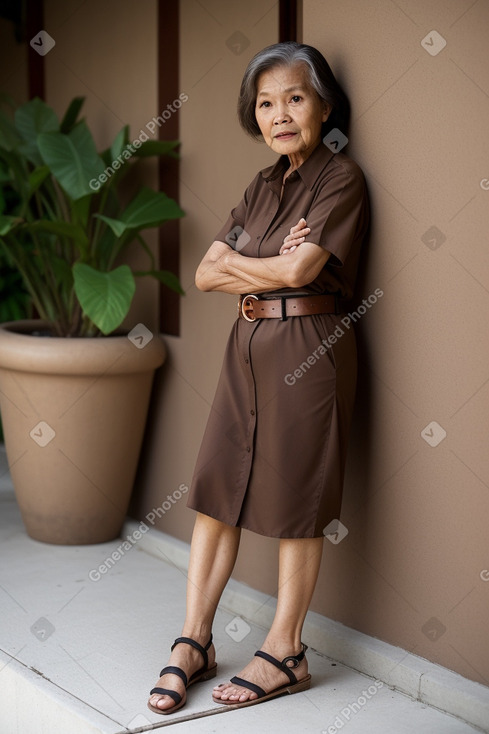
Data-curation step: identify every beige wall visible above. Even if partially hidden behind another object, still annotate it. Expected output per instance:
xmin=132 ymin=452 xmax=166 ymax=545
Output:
xmin=136 ymin=0 xmax=489 ymax=688
xmin=301 ymin=0 xmax=489 ymax=686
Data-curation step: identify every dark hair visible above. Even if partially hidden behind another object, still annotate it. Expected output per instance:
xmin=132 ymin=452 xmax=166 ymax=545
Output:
xmin=237 ymin=41 xmax=350 ymax=141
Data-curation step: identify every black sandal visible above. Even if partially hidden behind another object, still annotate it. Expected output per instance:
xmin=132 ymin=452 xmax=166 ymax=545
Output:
xmin=148 ymin=634 xmax=217 ymax=715
xmin=212 ymin=642 xmax=311 ymax=708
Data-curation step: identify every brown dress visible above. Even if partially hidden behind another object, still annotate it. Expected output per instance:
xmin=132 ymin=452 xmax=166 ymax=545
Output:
xmin=187 ymin=142 xmax=369 ymax=538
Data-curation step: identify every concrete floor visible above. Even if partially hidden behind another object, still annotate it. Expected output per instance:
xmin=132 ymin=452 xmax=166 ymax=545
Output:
xmin=0 ymin=445 xmax=485 ymax=734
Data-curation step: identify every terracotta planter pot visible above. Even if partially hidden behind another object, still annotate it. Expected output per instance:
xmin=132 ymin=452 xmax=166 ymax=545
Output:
xmin=0 ymin=320 xmax=165 ymax=545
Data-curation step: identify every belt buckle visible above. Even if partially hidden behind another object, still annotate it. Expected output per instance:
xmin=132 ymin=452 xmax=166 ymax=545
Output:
xmin=240 ymin=294 xmax=259 ymax=322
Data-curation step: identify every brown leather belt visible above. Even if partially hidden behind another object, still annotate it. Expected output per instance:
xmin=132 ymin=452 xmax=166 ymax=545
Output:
xmin=238 ymin=293 xmax=338 ymax=322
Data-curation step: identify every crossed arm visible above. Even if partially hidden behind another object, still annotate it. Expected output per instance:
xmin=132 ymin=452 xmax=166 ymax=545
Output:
xmin=195 ymin=218 xmax=331 ymax=295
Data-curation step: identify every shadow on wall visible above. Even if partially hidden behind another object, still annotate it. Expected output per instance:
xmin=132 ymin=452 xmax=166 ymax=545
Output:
xmin=348 ymin=180 xmax=375 ymax=504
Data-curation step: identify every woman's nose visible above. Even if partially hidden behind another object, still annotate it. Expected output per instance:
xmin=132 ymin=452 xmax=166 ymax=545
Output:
xmin=274 ymin=110 xmax=290 ymax=125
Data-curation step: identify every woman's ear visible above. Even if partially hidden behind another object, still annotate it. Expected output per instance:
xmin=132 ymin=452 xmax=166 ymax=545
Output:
xmin=322 ymin=103 xmax=332 ymax=122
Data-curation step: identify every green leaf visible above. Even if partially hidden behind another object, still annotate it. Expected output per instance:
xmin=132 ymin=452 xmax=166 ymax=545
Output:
xmin=93 ymin=214 xmax=126 ymax=238
xmin=28 ymin=165 xmax=50 ymax=196
xmin=132 ymin=139 xmax=180 ymax=158
xmin=110 ymin=125 xmax=130 ymax=161
xmin=21 ymin=219 xmax=88 ymax=246
xmin=37 ymin=122 xmax=106 ymax=200
xmin=70 ymin=194 xmax=91 ymax=230
xmin=60 ymin=96 xmax=85 ymax=134
xmin=93 ymin=223 xmax=117 ymax=271
xmin=135 ymin=268 xmax=185 ymax=295
xmin=73 ymin=263 xmax=136 ymax=335
xmin=93 ymin=187 xmax=184 ymax=238
xmin=0 ymin=214 xmax=21 ymax=235
xmin=15 ymin=98 xmax=59 ymax=166
xmin=121 ymin=187 xmax=184 ymax=227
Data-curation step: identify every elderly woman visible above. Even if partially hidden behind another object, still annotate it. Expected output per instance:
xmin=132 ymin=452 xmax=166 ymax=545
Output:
xmin=148 ymin=41 xmax=369 ymax=714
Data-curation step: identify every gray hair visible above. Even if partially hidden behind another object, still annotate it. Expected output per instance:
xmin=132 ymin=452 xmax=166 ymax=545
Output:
xmin=237 ymin=42 xmax=349 ymax=141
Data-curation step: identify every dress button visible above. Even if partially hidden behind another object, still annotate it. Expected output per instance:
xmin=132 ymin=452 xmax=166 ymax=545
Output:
xmin=250 ymin=409 xmax=255 ymax=415
xmin=244 ymin=358 xmax=249 ymax=364
xmin=246 ymin=446 xmax=251 ymax=452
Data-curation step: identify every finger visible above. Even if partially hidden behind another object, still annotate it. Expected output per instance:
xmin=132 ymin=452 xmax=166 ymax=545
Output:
xmin=287 ymin=228 xmax=310 ymax=241
xmin=285 ymin=235 xmax=306 ymax=247
xmin=289 ymin=217 xmax=307 ymax=234
xmin=279 ymin=244 xmax=297 ymax=255
xmin=284 ymin=230 xmax=310 ymax=247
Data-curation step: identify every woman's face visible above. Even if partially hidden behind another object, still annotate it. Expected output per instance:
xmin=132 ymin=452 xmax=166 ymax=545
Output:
xmin=255 ymin=63 xmax=331 ymax=166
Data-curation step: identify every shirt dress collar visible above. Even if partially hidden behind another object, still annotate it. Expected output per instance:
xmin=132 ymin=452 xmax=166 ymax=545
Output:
xmin=260 ymin=141 xmax=335 ymax=193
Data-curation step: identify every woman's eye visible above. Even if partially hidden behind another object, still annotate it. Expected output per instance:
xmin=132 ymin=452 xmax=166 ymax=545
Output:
xmin=259 ymin=101 xmax=271 ymax=108
xmin=291 ymin=95 xmax=302 ymax=103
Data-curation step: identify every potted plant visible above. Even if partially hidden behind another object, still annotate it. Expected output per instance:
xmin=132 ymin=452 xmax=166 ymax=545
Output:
xmin=0 ymin=95 xmax=184 ymax=544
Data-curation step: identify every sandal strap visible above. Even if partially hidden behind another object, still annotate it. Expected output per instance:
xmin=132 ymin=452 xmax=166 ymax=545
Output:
xmin=158 ymin=665 xmax=188 ymax=687
xmin=170 ymin=634 xmax=213 ymax=678
xmin=149 ymin=686 xmax=182 ymax=705
xmin=254 ymin=642 xmax=308 ymax=686
xmin=230 ymin=675 xmax=266 ymax=699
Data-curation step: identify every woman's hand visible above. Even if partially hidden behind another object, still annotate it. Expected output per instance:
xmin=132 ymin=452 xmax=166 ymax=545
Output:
xmin=279 ymin=218 xmax=311 ymax=255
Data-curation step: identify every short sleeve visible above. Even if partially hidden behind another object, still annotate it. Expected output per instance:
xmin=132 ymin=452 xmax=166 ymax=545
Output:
xmin=306 ymin=162 xmax=368 ymax=267
xmin=213 ymin=182 xmax=251 ymax=246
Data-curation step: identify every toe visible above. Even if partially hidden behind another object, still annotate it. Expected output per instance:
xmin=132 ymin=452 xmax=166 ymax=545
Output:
xmin=238 ymin=688 xmax=257 ymax=702
xmin=217 ymin=684 xmax=234 ymax=700
xmin=149 ymin=694 xmax=169 ymax=710
xmin=216 ymin=684 xmax=257 ymax=702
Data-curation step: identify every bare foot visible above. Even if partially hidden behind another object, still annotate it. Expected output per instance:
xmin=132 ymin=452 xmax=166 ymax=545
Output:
xmin=213 ymin=641 xmax=308 ymax=704
xmin=148 ymin=638 xmax=215 ymax=712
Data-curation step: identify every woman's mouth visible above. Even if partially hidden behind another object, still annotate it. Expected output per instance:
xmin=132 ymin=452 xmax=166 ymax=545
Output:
xmin=275 ymin=132 xmax=297 ymax=140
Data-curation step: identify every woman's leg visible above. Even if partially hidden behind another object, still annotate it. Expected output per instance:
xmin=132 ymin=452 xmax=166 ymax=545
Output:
xmin=149 ymin=512 xmax=241 ymax=711
xmin=213 ymin=535 xmax=324 ymax=702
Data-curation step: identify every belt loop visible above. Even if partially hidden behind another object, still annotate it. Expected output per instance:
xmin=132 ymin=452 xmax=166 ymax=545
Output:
xmin=280 ymin=297 xmax=288 ymax=321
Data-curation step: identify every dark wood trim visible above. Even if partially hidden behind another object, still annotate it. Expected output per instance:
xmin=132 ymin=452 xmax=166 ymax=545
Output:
xmin=279 ymin=0 xmax=298 ymax=42
xmin=26 ymin=0 xmax=45 ymax=99
xmin=157 ymin=0 xmax=180 ymax=336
